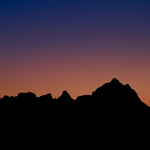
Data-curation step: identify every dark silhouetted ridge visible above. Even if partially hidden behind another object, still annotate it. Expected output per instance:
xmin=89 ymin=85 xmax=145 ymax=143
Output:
xmin=0 ymin=78 xmax=149 ymax=147
xmin=92 ymin=78 xmax=148 ymax=111
xmin=38 ymin=93 xmax=53 ymax=100
xmin=111 ymin=77 xmax=120 ymax=83
xmin=17 ymin=92 xmax=37 ymax=100
xmin=58 ymin=90 xmax=74 ymax=102
xmin=0 ymin=78 xmax=149 ymax=112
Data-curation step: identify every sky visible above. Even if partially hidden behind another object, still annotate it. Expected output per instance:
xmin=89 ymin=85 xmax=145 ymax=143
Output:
xmin=0 ymin=0 xmax=150 ymax=105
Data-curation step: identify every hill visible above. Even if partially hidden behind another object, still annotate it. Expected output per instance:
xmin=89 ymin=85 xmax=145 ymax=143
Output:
xmin=0 ymin=78 xmax=149 ymax=148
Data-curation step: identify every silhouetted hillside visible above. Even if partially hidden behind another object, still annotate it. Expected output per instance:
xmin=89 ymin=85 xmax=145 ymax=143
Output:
xmin=58 ymin=90 xmax=74 ymax=102
xmin=0 ymin=78 xmax=149 ymax=148
xmin=0 ymin=78 xmax=149 ymax=114
xmin=92 ymin=78 xmax=148 ymax=111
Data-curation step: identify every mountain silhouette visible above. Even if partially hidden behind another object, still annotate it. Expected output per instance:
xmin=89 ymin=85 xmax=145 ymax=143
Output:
xmin=58 ymin=90 xmax=74 ymax=102
xmin=0 ymin=78 xmax=149 ymax=113
xmin=0 ymin=78 xmax=149 ymax=114
xmin=92 ymin=78 xmax=148 ymax=110
xmin=38 ymin=93 xmax=53 ymax=100
xmin=0 ymin=78 xmax=149 ymax=148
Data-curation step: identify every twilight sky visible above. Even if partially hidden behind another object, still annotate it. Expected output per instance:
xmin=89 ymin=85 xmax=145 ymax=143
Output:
xmin=0 ymin=0 xmax=150 ymax=105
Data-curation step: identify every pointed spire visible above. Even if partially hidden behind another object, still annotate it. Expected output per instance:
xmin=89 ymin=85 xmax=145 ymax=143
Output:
xmin=111 ymin=78 xmax=120 ymax=83
xmin=58 ymin=90 xmax=73 ymax=101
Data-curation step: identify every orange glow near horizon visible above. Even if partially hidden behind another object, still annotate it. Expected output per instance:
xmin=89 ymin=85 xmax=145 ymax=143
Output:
xmin=0 ymin=46 xmax=150 ymax=106
xmin=0 ymin=1 xmax=150 ymax=106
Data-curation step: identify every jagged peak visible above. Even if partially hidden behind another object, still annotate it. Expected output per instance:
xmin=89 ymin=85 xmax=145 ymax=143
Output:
xmin=111 ymin=78 xmax=120 ymax=83
xmin=110 ymin=78 xmax=124 ymax=87
xmin=61 ymin=90 xmax=70 ymax=96
xmin=58 ymin=90 xmax=73 ymax=100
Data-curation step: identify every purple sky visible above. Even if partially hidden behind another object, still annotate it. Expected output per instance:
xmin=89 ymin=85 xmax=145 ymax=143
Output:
xmin=0 ymin=0 xmax=150 ymax=105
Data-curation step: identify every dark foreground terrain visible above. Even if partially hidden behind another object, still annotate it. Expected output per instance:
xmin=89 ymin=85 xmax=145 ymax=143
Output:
xmin=0 ymin=78 xmax=149 ymax=148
